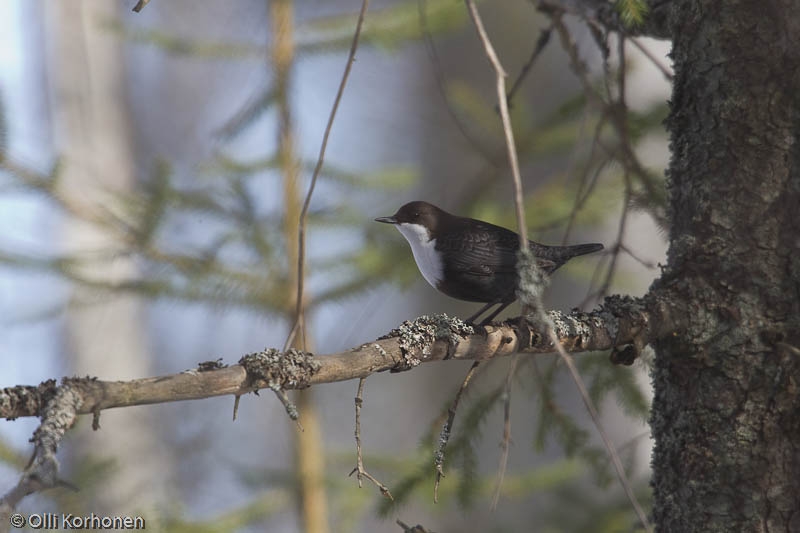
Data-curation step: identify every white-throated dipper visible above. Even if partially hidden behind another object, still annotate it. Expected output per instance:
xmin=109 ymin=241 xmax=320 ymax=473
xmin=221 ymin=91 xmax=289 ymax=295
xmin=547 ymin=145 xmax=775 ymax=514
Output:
xmin=375 ymin=201 xmax=603 ymax=324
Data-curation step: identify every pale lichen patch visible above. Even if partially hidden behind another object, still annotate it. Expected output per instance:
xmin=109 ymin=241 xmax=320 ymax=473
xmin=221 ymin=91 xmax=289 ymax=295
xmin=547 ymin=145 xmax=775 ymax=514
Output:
xmin=381 ymin=314 xmax=474 ymax=371
xmin=239 ymin=348 xmax=320 ymax=390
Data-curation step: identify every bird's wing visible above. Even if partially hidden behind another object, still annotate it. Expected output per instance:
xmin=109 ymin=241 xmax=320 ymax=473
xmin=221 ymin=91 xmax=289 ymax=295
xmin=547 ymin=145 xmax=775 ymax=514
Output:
xmin=437 ymin=222 xmax=557 ymax=276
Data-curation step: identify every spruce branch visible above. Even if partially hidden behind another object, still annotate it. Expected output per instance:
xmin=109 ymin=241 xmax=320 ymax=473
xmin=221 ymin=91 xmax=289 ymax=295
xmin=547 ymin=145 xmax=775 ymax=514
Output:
xmin=1 ymin=292 xmax=682 ymax=514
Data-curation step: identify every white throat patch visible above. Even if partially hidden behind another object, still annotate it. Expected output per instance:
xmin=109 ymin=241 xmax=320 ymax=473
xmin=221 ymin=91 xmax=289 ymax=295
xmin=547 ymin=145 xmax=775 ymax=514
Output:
xmin=395 ymin=222 xmax=443 ymax=288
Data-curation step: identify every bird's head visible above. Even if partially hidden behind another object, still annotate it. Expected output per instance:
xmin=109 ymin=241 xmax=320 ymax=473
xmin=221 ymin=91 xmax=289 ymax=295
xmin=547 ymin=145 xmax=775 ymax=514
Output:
xmin=374 ymin=201 xmax=446 ymax=234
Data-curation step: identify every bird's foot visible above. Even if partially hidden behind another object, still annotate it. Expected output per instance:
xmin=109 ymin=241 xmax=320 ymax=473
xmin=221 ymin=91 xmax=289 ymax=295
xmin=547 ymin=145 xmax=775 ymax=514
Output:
xmin=463 ymin=318 xmax=490 ymax=339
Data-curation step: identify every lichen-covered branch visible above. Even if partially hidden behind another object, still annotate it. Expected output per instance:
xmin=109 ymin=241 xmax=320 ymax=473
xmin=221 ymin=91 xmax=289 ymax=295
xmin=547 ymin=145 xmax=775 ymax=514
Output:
xmin=0 ymin=383 xmax=83 ymax=526
xmin=1 ymin=294 xmax=680 ymax=423
xmin=0 ymin=293 xmax=681 ymax=515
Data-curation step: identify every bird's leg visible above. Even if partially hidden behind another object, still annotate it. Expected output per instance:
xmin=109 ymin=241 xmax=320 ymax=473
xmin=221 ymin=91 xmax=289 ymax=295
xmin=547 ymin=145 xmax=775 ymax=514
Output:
xmin=479 ymin=301 xmax=512 ymax=326
xmin=465 ymin=301 xmax=498 ymax=324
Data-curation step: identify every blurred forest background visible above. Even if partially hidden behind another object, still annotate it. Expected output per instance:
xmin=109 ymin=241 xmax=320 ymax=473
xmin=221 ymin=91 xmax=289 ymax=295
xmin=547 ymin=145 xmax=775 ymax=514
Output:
xmin=0 ymin=1 xmax=670 ymax=531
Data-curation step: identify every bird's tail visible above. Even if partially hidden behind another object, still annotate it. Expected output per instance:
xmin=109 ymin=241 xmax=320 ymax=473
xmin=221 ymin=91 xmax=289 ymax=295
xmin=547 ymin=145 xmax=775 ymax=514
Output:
xmin=532 ymin=242 xmax=604 ymax=272
xmin=561 ymin=242 xmax=604 ymax=259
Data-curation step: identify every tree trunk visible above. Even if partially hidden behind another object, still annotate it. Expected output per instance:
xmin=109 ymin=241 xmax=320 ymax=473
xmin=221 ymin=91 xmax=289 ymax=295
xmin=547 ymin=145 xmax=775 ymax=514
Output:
xmin=651 ymin=0 xmax=800 ymax=530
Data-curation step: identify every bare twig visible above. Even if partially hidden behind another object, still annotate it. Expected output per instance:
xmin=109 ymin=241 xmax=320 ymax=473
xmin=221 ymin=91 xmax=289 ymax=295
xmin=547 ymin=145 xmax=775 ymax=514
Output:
xmin=547 ymin=328 xmax=652 ymax=532
xmin=131 ymin=0 xmax=150 ymax=13
xmin=561 ymin=156 xmax=609 ymax=243
xmin=433 ymin=361 xmax=482 ymax=503
xmin=630 ymin=37 xmax=673 ymax=81
xmin=593 ymin=26 xmax=614 ymax=101
xmin=550 ymin=6 xmax=661 ymax=211
xmin=620 ymin=242 xmax=656 ymax=269
xmin=506 ymin=23 xmax=554 ymax=106
xmin=617 ymin=35 xmax=627 ymax=105
xmin=560 ymin=115 xmax=612 ymax=244
xmin=282 ymin=314 xmax=302 ymax=353
xmin=286 ymin=0 xmax=370 ymax=350
xmin=273 ymin=387 xmax=303 ymax=431
xmin=552 ymin=16 xmax=658 ymax=305
xmin=475 ymin=9 xmax=653 ymax=530
xmin=581 ymin=248 xmax=612 ymax=309
xmin=232 ymin=394 xmax=241 ymax=421
xmin=396 ymin=519 xmax=434 ymax=533
xmin=594 ymin=172 xmax=631 ymax=300
xmin=490 ymin=354 xmax=519 ymax=510
xmin=551 ymin=12 xmax=606 ymax=109
xmin=349 ymin=378 xmax=393 ymax=499
xmin=465 ymin=0 xmax=527 ymax=246
xmin=417 ymin=0 xmax=497 ymax=163
xmin=589 ymin=39 xmax=634 ymax=300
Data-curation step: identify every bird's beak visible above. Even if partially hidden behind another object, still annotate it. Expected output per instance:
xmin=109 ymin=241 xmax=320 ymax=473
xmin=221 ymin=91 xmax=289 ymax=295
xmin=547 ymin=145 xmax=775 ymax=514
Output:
xmin=374 ymin=215 xmax=397 ymax=224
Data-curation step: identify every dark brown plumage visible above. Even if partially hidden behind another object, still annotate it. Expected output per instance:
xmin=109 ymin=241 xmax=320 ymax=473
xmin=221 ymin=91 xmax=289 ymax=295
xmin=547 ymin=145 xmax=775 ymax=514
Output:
xmin=376 ymin=201 xmax=603 ymax=323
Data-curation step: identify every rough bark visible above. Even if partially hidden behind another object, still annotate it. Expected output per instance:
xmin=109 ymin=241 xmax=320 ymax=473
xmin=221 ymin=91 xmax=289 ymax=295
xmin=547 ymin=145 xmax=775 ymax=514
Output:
xmin=651 ymin=0 xmax=800 ymax=530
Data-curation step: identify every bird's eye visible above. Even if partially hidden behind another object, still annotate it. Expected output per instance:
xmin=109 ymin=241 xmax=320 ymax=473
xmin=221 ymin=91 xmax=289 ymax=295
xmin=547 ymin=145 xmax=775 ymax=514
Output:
xmin=412 ymin=212 xmax=419 ymax=218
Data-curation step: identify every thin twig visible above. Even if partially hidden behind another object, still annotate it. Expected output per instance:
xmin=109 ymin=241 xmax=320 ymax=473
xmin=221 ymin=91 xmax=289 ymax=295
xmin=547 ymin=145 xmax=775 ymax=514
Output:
xmin=282 ymin=314 xmax=301 ymax=352
xmin=418 ymin=0 xmax=498 ymax=164
xmin=550 ymin=12 xmax=652 ymax=199
xmin=547 ymin=329 xmax=652 ymax=532
xmin=285 ymin=0 xmax=370 ymax=351
xmin=434 ymin=361 xmax=482 ymax=503
xmin=619 ymin=243 xmax=656 ymax=269
xmin=551 ymin=6 xmax=660 ymax=209
xmin=617 ymin=35 xmax=627 ymax=105
xmin=479 ymin=8 xmax=652 ymax=530
xmin=490 ymin=354 xmax=519 ymax=510
xmin=581 ymin=250 xmax=610 ymax=308
xmin=131 ymin=0 xmax=150 ymax=13
xmin=232 ymin=394 xmax=241 ymax=421
xmin=506 ymin=23 xmax=554 ymax=106
xmin=560 ymin=113 xmax=611 ymax=244
xmin=629 ymin=37 xmax=673 ymax=81
xmin=599 ymin=31 xmax=635 ymax=302
xmin=592 ymin=25 xmax=613 ymax=101
xmin=465 ymin=0 xmax=527 ymax=246
xmin=554 ymin=17 xmax=654 ymax=305
xmin=598 ymin=174 xmax=631 ymax=297
xmin=396 ymin=520 xmax=433 ymax=533
xmin=273 ymin=388 xmax=303 ymax=431
xmin=556 ymin=103 xmax=592 ymax=182
xmin=561 ymin=155 xmax=609 ymax=244
xmin=349 ymin=378 xmax=393 ymax=499
xmin=551 ymin=12 xmax=606 ymax=109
